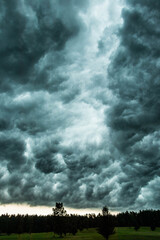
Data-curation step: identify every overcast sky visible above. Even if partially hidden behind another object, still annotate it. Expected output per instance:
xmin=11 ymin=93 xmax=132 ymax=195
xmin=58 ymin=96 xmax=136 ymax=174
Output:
xmin=0 ymin=0 xmax=160 ymax=214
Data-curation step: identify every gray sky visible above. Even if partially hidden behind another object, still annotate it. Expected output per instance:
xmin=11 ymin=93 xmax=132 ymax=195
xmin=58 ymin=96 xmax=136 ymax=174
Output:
xmin=0 ymin=0 xmax=160 ymax=213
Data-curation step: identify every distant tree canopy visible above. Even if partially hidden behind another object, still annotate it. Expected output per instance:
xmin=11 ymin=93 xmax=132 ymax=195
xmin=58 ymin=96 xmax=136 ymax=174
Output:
xmin=116 ymin=210 xmax=160 ymax=228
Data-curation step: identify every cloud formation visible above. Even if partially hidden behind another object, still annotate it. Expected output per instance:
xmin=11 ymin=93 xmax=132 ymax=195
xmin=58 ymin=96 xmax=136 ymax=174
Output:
xmin=107 ymin=0 xmax=160 ymax=210
xmin=0 ymin=0 xmax=159 ymax=211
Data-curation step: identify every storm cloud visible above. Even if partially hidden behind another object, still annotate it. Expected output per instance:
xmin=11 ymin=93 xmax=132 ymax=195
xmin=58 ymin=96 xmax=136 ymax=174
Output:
xmin=107 ymin=0 xmax=160 ymax=210
xmin=0 ymin=0 xmax=159 ymax=212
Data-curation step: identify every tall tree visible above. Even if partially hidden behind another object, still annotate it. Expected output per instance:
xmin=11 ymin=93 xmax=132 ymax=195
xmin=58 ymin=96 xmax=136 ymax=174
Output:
xmin=97 ymin=207 xmax=115 ymax=240
xmin=52 ymin=203 xmax=67 ymax=237
xmin=52 ymin=202 xmax=67 ymax=216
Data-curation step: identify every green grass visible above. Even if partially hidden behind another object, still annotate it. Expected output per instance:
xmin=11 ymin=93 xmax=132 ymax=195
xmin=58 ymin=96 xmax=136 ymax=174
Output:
xmin=110 ymin=227 xmax=160 ymax=240
xmin=0 ymin=229 xmax=103 ymax=240
xmin=0 ymin=227 xmax=160 ymax=240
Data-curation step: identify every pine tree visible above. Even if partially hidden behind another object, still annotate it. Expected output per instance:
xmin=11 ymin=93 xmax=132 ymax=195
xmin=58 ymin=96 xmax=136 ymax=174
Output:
xmin=97 ymin=207 xmax=115 ymax=240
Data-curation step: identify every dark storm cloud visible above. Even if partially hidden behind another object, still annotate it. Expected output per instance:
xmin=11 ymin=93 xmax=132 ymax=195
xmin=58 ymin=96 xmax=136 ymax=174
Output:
xmin=106 ymin=0 xmax=160 ymax=209
xmin=35 ymin=139 xmax=66 ymax=174
xmin=0 ymin=134 xmax=26 ymax=171
xmin=0 ymin=0 xmax=82 ymax=93
xmin=1 ymin=0 xmax=159 ymax=212
xmin=0 ymin=0 xmax=106 ymax=208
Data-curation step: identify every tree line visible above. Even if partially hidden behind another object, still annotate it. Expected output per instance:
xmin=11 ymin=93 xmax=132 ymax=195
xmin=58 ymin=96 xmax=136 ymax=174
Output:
xmin=0 ymin=213 xmax=97 ymax=236
xmin=0 ymin=203 xmax=114 ymax=239
xmin=116 ymin=209 xmax=160 ymax=230
xmin=0 ymin=203 xmax=160 ymax=240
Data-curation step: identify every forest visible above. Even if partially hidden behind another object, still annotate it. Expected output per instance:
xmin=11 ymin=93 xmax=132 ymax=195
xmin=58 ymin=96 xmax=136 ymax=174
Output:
xmin=0 ymin=203 xmax=160 ymax=240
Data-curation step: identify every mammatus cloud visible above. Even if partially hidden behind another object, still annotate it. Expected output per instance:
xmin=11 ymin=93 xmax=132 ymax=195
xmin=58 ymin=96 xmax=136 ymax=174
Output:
xmin=0 ymin=0 xmax=159 ymax=211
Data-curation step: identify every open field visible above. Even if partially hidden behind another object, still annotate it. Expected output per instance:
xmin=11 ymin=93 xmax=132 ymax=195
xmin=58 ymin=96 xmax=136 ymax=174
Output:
xmin=110 ymin=227 xmax=160 ymax=240
xmin=0 ymin=227 xmax=160 ymax=240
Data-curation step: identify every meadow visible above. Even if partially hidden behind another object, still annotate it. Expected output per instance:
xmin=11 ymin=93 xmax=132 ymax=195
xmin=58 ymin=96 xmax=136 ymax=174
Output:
xmin=1 ymin=227 xmax=160 ymax=240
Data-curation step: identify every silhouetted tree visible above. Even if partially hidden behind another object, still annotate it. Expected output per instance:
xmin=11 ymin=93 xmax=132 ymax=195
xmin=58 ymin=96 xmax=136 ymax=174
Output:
xmin=52 ymin=203 xmax=68 ymax=237
xmin=52 ymin=202 xmax=67 ymax=216
xmin=97 ymin=207 xmax=115 ymax=240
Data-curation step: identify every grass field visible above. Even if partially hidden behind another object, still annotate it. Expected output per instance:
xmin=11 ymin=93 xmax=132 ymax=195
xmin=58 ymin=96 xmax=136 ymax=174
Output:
xmin=0 ymin=227 xmax=160 ymax=240
xmin=110 ymin=227 xmax=160 ymax=240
